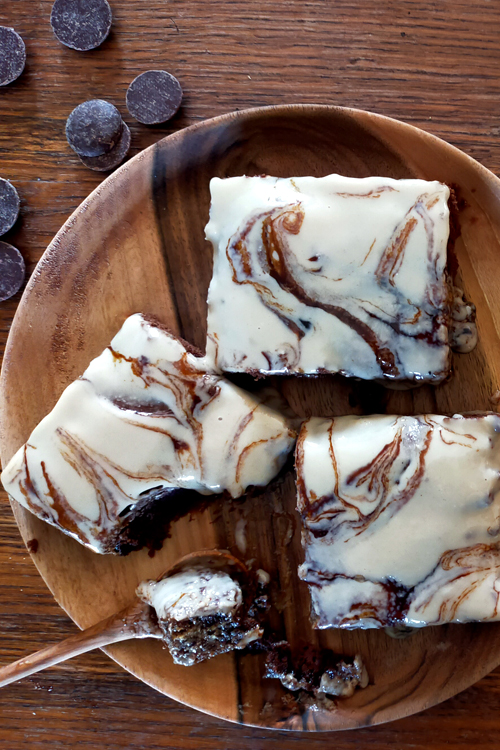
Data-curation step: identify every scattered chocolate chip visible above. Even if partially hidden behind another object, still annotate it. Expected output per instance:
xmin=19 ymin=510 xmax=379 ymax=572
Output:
xmin=50 ymin=0 xmax=112 ymax=51
xmin=0 ymin=27 xmax=26 ymax=86
xmin=27 ymin=539 xmax=39 ymax=554
xmin=0 ymin=241 xmax=25 ymax=301
xmin=66 ymin=99 xmax=123 ymax=157
xmin=0 ymin=179 xmax=20 ymax=235
xmin=126 ymin=70 xmax=182 ymax=125
xmin=78 ymin=121 xmax=131 ymax=171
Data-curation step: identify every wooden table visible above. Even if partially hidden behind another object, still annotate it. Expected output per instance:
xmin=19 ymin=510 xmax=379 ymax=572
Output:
xmin=1 ymin=0 xmax=500 ymax=747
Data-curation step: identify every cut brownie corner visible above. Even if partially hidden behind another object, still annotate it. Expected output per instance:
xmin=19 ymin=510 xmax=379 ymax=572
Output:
xmin=138 ymin=313 xmax=205 ymax=358
xmin=112 ymin=487 xmax=210 ymax=556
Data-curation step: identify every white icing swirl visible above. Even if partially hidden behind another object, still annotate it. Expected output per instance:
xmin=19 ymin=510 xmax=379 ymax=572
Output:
xmin=1 ymin=314 xmax=296 ymax=553
xmin=297 ymin=413 xmax=500 ymax=628
xmin=205 ymin=174 xmax=451 ymax=382
xmin=136 ymin=567 xmax=242 ymax=622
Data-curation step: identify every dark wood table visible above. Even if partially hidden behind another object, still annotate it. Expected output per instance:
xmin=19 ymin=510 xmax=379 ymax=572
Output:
xmin=1 ymin=1 xmax=500 ymax=747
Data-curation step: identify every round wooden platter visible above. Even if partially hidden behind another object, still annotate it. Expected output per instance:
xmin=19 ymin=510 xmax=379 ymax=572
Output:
xmin=2 ymin=104 xmax=500 ymax=732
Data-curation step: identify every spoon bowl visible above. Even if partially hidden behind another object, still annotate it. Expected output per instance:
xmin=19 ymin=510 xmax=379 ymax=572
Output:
xmin=0 ymin=549 xmax=245 ymax=689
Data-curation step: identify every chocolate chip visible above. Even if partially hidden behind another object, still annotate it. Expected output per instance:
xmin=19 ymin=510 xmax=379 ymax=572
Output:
xmin=126 ymin=70 xmax=182 ymax=125
xmin=0 ymin=179 xmax=20 ymax=235
xmin=0 ymin=27 xmax=26 ymax=86
xmin=0 ymin=241 xmax=25 ymax=301
xmin=50 ymin=0 xmax=112 ymax=51
xmin=78 ymin=121 xmax=131 ymax=171
xmin=66 ymin=99 xmax=123 ymax=157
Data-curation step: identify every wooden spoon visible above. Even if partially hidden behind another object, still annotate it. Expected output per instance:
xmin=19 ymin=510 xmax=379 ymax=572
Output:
xmin=0 ymin=549 xmax=246 ymax=688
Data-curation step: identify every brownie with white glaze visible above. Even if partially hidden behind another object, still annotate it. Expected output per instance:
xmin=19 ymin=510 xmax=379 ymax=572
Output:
xmin=205 ymin=174 xmax=452 ymax=383
xmin=1 ymin=314 xmax=297 ymax=554
xmin=297 ymin=413 xmax=500 ymax=629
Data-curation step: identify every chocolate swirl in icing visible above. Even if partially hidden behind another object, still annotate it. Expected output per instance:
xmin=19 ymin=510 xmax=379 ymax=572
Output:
xmin=1 ymin=314 xmax=297 ymax=554
xmin=207 ymin=175 xmax=452 ymax=380
xmin=297 ymin=414 xmax=500 ymax=628
xmin=303 ymin=541 xmax=500 ymax=629
xmin=226 ymin=203 xmax=401 ymax=376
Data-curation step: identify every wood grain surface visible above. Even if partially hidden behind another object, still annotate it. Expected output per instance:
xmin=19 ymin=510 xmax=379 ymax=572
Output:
xmin=2 ymin=0 xmax=500 ymax=748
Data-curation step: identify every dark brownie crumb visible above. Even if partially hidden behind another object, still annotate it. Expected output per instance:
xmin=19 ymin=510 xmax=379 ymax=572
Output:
xmin=26 ymin=539 xmax=39 ymax=553
xmin=162 ymin=612 xmax=262 ymax=666
xmin=152 ymin=565 xmax=269 ymax=666
xmin=264 ymin=641 xmax=368 ymax=699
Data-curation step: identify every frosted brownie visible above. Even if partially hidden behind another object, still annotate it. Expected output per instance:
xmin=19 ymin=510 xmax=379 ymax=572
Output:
xmin=296 ymin=414 xmax=500 ymax=628
xmin=1 ymin=314 xmax=297 ymax=554
xmin=205 ymin=174 xmax=451 ymax=382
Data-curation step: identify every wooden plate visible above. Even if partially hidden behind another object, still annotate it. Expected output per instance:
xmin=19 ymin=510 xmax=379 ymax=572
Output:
xmin=2 ymin=104 xmax=500 ymax=731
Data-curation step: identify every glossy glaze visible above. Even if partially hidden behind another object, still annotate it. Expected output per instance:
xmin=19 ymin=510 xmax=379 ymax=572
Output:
xmin=297 ymin=414 xmax=500 ymax=628
xmin=206 ymin=175 xmax=451 ymax=381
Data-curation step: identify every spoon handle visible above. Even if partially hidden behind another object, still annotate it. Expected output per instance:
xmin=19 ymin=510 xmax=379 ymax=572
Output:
xmin=0 ymin=600 xmax=152 ymax=688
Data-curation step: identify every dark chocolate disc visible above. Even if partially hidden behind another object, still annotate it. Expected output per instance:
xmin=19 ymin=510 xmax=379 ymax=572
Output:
xmin=126 ymin=70 xmax=182 ymax=125
xmin=0 ymin=241 xmax=25 ymax=301
xmin=78 ymin=121 xmax=131 ymax=171
xmin=0 ymin=179 xmax=20 ymax=235
xmin=66 ymin=99 xmax=123 ymax=157
xmin=50 ymin=0 xmax=112 ymax=52
xmin=0 ymin=27 xmax=26 ymax=87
